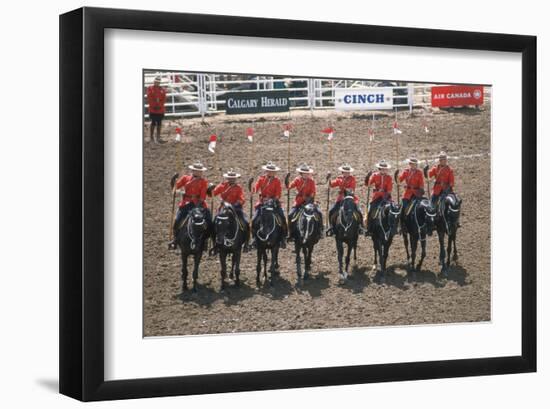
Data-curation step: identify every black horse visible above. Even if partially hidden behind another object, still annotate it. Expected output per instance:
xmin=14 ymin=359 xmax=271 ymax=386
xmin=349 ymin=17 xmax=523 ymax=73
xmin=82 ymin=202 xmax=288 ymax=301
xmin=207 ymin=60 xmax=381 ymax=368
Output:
xmin=369 ymin=200 xmax=401 ymax=283
xmin=175 ymin=207 xmax=210 ymax=292
xmin=289 ymin=202 xmax=323 ymax=283
xmin=434 ymin=193 xmax=462 ymax=276
xmin=401 ymin=198 xmax=436 ymax=279
xmin=252 ymin=199 xmax=284 ymax=286
xmin=332 ymin=194 xmax=360 ymax=281
xmin=212 ymin=201 xmax=248 ymax=291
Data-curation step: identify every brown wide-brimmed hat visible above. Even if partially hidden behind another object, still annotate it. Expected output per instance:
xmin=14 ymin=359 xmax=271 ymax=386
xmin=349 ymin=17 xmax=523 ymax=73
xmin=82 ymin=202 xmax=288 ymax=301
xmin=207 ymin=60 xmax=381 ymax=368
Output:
xmin=154 ymin=76 xmax=162 ymax=82
xmin=407 ymin=157 xmax=419 ymax=165
xmin=376 ymin=159 xmax=391 ymax=170
xmin=338 ymin=163 xmax=354 ymax=173
xmin=438 ymin=151 xmax=448 ymax=160
xmin=223 ymin=169 xmax=241 ymax=178
xmin=188 ymin=161 xmax=208 ymax=171
xmin=262 ymin=162 xmax=281 ymax=172
xmin=296 ymin=164 xmax=314 ymax=174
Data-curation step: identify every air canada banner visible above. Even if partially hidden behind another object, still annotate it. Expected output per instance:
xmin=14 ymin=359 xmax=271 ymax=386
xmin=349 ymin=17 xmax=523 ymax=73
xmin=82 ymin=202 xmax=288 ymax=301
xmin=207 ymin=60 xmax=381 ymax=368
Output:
xmin=431 ymin=85 xmax=484 ymax=107
xmin=334 ymin=88 xmax=393 ymax=111
xmin=225 ymin=90 xmax=290 ymax=114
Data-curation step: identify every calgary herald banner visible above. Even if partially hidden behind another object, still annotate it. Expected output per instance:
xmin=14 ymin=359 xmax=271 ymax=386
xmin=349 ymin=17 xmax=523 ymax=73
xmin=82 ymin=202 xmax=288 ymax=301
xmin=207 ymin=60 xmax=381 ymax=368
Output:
xmin=431 ymin=85 xmax=484 ymax=107
xmin=224 ymin=90 xmax=290 ymax=114
xmin=334 ymin=88 xmax=393 ymax=111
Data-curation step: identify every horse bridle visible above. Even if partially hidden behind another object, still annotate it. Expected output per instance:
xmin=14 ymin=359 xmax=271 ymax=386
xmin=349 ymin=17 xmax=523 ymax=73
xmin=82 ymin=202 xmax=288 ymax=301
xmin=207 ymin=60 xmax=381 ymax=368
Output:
xmin=338 ymin=196 xmax=356 ymax=232
xmin=377 ymin=203 xmax=401 ymax=242
xmin=216 ymin=210 xmax=239 ymax=248
xmin=187 ymin=211 xmax=207 ymax=250
xmin=256 ymin=206 xmax=277 ymax=242
xmin=299 ymin=207 xmax=316 ymax=244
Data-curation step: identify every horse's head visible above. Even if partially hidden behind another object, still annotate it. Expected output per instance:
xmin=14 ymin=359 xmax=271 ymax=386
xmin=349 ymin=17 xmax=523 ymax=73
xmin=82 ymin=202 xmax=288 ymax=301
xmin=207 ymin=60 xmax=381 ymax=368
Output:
xmin=419 ymin=199 xmax=436 ymax=233
xmin=260 ymin=199 xmax=276 ymax=229
xmin=386 ymin=202 xmax=402 ymax=235
xmin=299 ymin=203 xmax=319 ymax=244
xmin=215 ymin=202 xmax=236 ymax=245
xmin=444 ymin=194 xmax=462 ymax=232
xmin=189 ymin=207 xmax=208 ymax=236
xmin=340 ymin=195 xmax=356 ymax=223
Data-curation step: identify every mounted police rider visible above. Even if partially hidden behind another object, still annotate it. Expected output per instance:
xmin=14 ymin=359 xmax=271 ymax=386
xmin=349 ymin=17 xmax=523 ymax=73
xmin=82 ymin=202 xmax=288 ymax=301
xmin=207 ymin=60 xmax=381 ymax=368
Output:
xmin=251 ymin=161 xmax=288 ymax=249
xmin=168 ymin=161 xmax=214 ymax=250
xmin=397 ymin=156 xmax=425 ymax=234
xmin=427 ymin=151 xmax=455 ymax=208
xmin=326 ymin=163 xmax=366 ymax=236
xmin=286 ymin=164 xmax=323 ymax=241
xmin=365 ymin=159 xmax=393 ymax=236
xmin=212 ymin=169 xmax=250 ymax=251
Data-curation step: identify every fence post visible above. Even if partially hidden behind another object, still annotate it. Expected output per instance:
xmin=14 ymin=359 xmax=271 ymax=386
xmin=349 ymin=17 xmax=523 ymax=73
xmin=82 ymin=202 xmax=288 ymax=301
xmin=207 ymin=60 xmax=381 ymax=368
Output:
xmin=408 ymin=84 xmax=414 ymax=114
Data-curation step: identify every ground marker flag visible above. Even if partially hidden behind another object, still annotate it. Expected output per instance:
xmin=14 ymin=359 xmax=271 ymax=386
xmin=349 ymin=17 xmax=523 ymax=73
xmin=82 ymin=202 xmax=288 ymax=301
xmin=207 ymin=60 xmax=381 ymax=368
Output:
xmin=246 ymin=127 xmax=254 ymax=143
xmin=175 ymin=127 xmax=182 ymax=142
xmin=208 ymin=134 xmax=217 ymax=153
xmin=321 ymin=127 xmax=335 ymax=141
xmin=393 ymin=120 xmax=402 ymax=134
xmin=368 ymin=128 xmax=375 ymax=141
xmin=282 ymin=123 xmax=292 ymax=138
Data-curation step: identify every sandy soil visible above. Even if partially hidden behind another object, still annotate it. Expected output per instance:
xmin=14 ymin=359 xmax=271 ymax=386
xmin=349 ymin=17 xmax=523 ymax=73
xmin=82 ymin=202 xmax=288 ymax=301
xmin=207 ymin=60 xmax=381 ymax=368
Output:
xmin=143 ymin=106 xmax=491 ymax=336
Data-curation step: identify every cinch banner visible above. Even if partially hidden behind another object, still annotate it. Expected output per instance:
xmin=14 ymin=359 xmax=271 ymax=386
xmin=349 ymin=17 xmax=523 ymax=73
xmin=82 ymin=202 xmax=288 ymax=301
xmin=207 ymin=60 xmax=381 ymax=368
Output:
xmin=335 ymin=88 xmax=393 ymax=111
xmin=431 ymin=85 xmax=484 ymax=107
xmin=225 ymin=90 xmax=290 ymax=114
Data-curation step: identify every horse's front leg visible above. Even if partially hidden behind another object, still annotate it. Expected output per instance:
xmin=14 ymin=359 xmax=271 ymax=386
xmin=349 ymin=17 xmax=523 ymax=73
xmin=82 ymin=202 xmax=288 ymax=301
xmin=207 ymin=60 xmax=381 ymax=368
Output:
xmin=438 ymin=229 xmax=447 ymax=275
xmin=336 ymin=239 xmax=344 ymax=279
xmin=219 ymin=250 xmax=227 ymax=291
xmin=233 ymin=249 xmax=241 ymax=287
xmin=416 ymin=234 xmax=426 ymax=272
xmin=256 ymin=247 xmax=262 ymax=286
xmin=344 ymin=242 xmax=352 ymax=279
xmin=192 ymin=251 xmax=202 ymax=293
xmin=372 ymin=238 xmax=378 ymax=270
xmin=410 ymin=235 xmax=418 ymax=272
xmin=304 ymin=245 xmax=312 ymax=280
xmin=403 ymin=232 xmax=411 ymax=270
xmin=446 ymin=233 xmax=453 ymax=267
xmin=295 ymin=242 xmax=302 ymax=281
xmin=270 ymin=246 xmax=279 ymax=286
xmin=181 ymin=252 xmax=189 ymax=292
xmin=452 ymin=233 xmax=459 ymax=263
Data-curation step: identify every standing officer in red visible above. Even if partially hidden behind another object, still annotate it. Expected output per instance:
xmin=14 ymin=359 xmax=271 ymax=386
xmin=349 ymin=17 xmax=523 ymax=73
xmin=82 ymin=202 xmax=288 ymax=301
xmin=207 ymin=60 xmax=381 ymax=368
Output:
xmin=365 ymin=160 xmax=393 ymax=236
xmin=251 ymin=162 xmax=287 ymax=248
xmin=146 ymin=76 xmax=167 ymax=144
xmin=212 ymin=169 xmax=250 ymax=245
xmin=326 ymin=163 xmax=365 ymax=236
xmin=286 ymin=164 xmax=323 ymax=241
xmin=397 ymin=157 xmax=425 ymax=233
xmin=427 ymin=151 xmax=455 ymax=207
xmin=168 ymin=161 xmax=214 ymax=250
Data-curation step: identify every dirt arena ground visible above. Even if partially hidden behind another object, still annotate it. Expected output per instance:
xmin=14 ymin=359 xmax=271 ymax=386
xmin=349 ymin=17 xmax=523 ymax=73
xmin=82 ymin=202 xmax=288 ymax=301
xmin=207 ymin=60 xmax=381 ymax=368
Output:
xmin=143 ymin=105 xmax=491 ymax=336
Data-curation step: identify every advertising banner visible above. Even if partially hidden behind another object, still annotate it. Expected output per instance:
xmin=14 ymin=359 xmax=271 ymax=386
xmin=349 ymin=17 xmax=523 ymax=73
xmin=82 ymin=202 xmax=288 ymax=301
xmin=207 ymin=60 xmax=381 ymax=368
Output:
xmin=225 ymin=90 xmax=290 ymax=114
xmin=335 ymin=88 xmax=394 ymax=111
xmin=431 ymin=85 xmax=484 ymax=107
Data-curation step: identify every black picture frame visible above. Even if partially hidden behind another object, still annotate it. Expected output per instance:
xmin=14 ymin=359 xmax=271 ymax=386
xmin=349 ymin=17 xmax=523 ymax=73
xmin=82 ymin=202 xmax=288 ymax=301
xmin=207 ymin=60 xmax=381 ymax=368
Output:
xmin=59 ymin=7 xmax=537 ymax=401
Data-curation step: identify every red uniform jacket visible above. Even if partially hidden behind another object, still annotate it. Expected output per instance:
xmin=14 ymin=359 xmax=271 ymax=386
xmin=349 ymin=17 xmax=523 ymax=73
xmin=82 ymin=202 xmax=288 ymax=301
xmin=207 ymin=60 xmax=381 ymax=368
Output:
xmin=428 ymin=165 xmax=455 ymax=195
xmin=399 ymin=168 xmax=425 ymax=200
xmin=330 ymin=175 xmax=359 ymax=204
xmin=146 ymin=85 xmax=166 ymax=114
xmin=253 ymin=175 xmax=282 ymax=206
xmin=212 ymin=182 xmax=245 ymax=206
xmin=288 ymin=176 xmax=316 ymax=206
xmin=175 ymin=175 xmax=208 ymax=208
xmin=367 ymin=172 xmax=392 ymax=203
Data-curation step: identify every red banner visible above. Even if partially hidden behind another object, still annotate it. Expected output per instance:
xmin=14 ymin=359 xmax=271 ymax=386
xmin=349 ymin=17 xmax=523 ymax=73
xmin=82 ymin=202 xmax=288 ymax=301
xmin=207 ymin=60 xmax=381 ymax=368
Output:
xmin=431 ymin=85 xmax=484 ymax=107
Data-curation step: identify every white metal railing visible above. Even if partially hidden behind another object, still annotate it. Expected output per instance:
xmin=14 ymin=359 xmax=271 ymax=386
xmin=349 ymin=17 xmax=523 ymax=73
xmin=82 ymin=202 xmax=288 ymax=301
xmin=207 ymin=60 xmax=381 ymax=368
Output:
xmin=143 ymin=72 xmax=490 ymax=119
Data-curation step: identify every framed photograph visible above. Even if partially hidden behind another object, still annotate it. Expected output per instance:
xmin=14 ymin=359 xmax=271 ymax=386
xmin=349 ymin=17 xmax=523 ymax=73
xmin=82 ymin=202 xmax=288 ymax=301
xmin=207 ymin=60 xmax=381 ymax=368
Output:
xmin=60 ymin=7 xmax=537 ymax=401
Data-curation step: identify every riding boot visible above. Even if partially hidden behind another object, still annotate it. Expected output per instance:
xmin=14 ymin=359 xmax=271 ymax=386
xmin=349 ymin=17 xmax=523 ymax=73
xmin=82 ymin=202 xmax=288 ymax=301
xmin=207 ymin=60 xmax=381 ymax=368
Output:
xmin=280 ymin=222 xmax=287 ymax=249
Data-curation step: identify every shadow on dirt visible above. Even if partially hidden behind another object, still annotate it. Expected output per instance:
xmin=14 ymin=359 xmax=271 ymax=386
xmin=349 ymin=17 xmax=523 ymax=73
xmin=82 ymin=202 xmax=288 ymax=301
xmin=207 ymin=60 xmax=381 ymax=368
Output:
xmin=298 ymin=270 xmax=331 ymax=298
xmin=340 ymin=265 xmax=372 ymax=294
